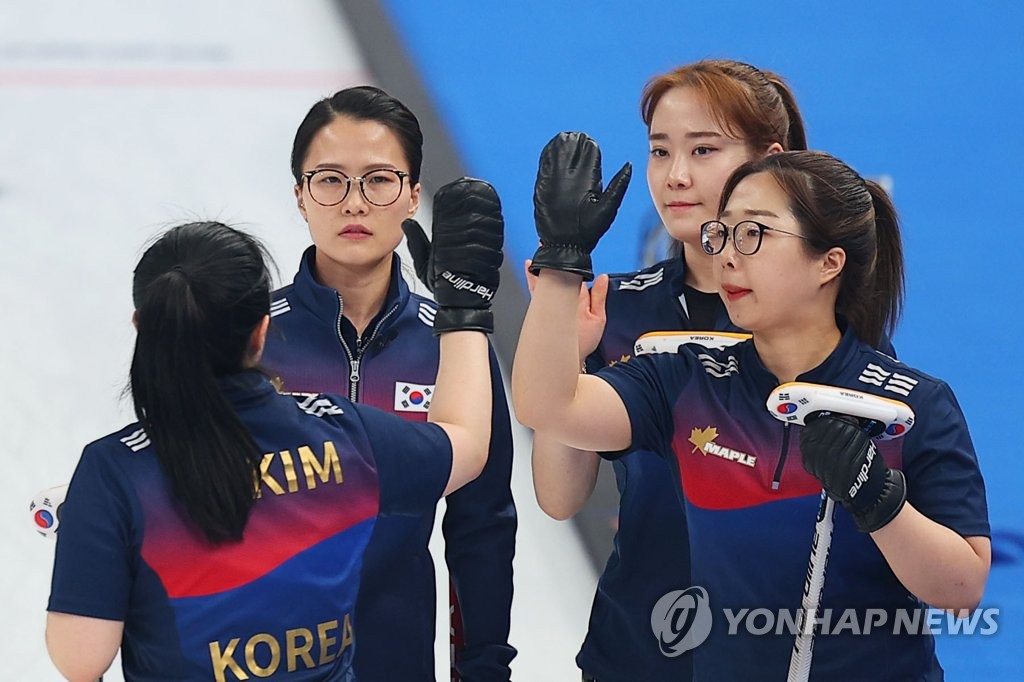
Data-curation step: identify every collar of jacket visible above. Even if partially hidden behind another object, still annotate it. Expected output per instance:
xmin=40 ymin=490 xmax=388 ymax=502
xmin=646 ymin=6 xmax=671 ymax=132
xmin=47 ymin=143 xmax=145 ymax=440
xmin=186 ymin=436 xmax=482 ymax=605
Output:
xmin=288 ymin=245 xmax=410 ymax=326
xmin=671 ymin=253 xmax=737 ymax=332
xmin=217 ymin=368 xmax=277 ymax=408
xmin=737 ymin=316 xmax=863 ymax=399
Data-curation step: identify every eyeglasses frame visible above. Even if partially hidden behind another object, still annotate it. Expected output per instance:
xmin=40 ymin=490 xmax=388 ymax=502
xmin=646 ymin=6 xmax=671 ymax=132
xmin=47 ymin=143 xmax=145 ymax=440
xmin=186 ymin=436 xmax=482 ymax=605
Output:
xmin=300 ymin=168 xmax=412 ymax=207
xmin=700 ymin=219 xmax=813 ymax=256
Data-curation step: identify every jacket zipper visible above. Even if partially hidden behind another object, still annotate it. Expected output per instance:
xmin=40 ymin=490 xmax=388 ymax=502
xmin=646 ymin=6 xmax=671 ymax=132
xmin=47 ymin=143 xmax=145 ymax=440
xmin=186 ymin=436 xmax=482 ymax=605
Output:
xmin=335 ymin=294 xmax=401 ymax=403
xmin=772 ymin=422 xmax=792 ymax=490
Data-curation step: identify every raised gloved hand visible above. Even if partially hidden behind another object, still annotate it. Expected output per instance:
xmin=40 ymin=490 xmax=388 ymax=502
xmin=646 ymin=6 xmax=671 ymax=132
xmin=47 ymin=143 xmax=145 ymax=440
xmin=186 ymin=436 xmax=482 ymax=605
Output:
xmin=402 ymin=213 xmax=434 ymax=293
xmin=401 ymin=177 xmax=504 ymax=335
xmin=800 ymin=414 xmax=907 ymax=533
xmin=530 ymin=132 xmax=631 ymax=281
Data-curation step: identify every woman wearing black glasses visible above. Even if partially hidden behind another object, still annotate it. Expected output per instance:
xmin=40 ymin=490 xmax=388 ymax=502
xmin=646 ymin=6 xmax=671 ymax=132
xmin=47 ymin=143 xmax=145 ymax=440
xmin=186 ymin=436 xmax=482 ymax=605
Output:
xmin=260 ymin=86 xmax=516 ymax=681
xmin=514 ymin=141 xmax=989 ymax=681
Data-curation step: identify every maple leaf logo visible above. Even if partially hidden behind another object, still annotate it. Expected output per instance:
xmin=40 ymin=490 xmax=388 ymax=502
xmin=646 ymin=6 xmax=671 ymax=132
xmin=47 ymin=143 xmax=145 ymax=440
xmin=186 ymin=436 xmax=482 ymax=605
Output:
xmin=688 ymin=426 xmax=719 ymax=454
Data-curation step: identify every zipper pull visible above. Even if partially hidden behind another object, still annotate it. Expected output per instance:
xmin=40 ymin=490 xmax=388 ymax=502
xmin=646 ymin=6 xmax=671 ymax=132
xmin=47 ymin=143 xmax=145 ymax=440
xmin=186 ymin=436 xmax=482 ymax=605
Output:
xmin=772 ymin=422 xmax=791 ymax=491
xmin=349 ymin=359 xmax=360 ymax=384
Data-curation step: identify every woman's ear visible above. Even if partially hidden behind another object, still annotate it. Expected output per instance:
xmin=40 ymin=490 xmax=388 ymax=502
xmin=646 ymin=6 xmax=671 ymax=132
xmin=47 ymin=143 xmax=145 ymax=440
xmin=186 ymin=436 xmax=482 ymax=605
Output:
xmin=248 ymin=315 xmax=272 ymax=366
xmin=820 ymin=247 xmax=846 ymax=287
xmin=765 ymin=142 xmax=784 ymax=155
xmin=294 ymin=184 xmax=307 ymax=221
xmin=409 ymin=182 xmax=422 ymax=217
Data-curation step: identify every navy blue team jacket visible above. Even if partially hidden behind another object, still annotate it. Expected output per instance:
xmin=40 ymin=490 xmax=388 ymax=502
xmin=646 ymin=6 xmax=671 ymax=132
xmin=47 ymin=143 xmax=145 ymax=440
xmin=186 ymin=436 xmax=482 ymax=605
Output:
xmin=260 ymin=247 xmax=517 ymax=680
xmin=599 ymin=323 xmax=988 ymax=681
xmin=51 ymin=371 xmax=454 ymax=681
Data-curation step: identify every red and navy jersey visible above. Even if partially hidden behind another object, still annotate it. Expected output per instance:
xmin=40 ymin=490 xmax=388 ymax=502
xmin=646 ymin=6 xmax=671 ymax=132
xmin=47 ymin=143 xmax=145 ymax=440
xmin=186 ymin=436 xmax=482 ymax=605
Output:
xmin=48 ymin=371 xmax=452 ymax=681
xmin=597 ymin=325 xmax=989 ymax=681
xmin=260 ymin=248 xmax=516 ymax=680
xmin=578 ymin=256 xmax=733 ymax=681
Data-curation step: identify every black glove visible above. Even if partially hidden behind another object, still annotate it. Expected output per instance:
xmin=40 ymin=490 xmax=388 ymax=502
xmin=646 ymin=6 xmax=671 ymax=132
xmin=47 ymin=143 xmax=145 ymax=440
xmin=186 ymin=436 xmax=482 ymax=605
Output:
xmin=401 ymin=177 xmax=504 ymax=335
xmin=800 ymin=414 xmax=907 ymax=533
xmin=530 ymin=132 xmax=631 ymax=281
xmin=402 ymin=213 xmax=434 ymax=293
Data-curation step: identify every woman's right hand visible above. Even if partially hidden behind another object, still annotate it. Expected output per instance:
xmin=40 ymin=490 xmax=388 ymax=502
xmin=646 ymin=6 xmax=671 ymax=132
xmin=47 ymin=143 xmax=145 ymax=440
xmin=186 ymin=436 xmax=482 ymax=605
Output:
xmin=529 ymin=132 xmax=631 ymax=281
xmin=513 ymin=138 xmax=634 ymax=453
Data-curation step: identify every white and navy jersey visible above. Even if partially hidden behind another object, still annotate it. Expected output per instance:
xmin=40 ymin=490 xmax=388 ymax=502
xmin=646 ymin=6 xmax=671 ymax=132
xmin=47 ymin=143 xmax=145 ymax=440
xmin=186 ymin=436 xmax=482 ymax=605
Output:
xmin=578 ymin=256 xmax=735 ymax=681
xmin=260 ymin=247 xmax=516 ymax=680
xmin=597 ymin=325 xmax=988 ymax=681
xmin=49 ymin=371 xmax=451 ymax=681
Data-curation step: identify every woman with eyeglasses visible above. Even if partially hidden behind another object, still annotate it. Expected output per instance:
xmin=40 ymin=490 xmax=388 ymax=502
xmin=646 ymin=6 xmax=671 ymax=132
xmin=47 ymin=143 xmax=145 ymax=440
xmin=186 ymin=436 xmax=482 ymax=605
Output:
xmin=528 ymin=60 xmax=809 ymax=681
xmin=513 ymin=143 xmax=989 ymax=680
xmin=259 ymin=86 xmax=516 ymax=680
xmin=46 ymin=213 xmax=502 ymax=680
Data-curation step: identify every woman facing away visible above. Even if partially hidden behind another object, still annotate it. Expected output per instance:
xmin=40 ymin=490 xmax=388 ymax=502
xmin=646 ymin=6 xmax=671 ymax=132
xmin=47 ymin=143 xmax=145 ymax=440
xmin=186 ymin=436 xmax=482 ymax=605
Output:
xmin=514 ymin=139 xmax=989 ymax=680
xmin=259 ymin=86 xmax=517 ymax=680
xmin=46 ymin=189 xmax=503 ymax=681
xmin=528 ymin=59 xmax=807 ymax=681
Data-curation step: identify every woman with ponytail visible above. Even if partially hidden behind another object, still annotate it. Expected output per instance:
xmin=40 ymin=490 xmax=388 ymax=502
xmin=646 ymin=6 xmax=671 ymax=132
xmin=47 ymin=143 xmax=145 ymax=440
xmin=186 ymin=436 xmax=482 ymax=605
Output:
xmin=528 ymin=59 xmax=814 ymax=681
xmin=46 ymin=201 xmax=504 ymax=680
xmin=515 ymin=146 xmax=989 ymax=680
xmin=128 ymin=224 xmax=275 ymax=544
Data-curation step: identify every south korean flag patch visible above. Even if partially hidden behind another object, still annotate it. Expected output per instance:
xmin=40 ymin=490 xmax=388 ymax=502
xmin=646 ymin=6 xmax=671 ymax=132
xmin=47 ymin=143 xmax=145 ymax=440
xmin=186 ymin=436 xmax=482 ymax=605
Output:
xmin=394 ymin=381 xmax=434 ymax=412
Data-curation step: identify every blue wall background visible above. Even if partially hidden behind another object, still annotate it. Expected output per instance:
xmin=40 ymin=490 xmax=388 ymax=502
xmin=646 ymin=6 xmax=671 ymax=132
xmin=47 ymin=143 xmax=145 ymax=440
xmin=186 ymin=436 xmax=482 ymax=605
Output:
xmin=382 ymin=0 xmax=1023 ymax=673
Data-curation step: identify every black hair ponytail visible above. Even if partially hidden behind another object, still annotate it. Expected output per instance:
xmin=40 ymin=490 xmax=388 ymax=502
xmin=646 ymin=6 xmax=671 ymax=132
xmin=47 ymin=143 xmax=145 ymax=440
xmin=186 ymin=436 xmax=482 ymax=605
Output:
xmin=130 ymin=222 xmax=273 ymax=544
xmin=863 ymin=181 xmax=905 ymax=342
xmin=764 ymin=72 xmax=808 ymax=151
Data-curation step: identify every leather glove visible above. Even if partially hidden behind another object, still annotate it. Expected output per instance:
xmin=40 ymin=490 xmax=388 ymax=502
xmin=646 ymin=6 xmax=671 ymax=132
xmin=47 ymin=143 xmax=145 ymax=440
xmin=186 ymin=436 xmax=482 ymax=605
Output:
xmin=401 ymin=177 xmax=504 ymax=335
xmin=800 ymin=414 xmax=907 ymax=533
xmin=530 ymin=132 xmax=631 ymax=281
